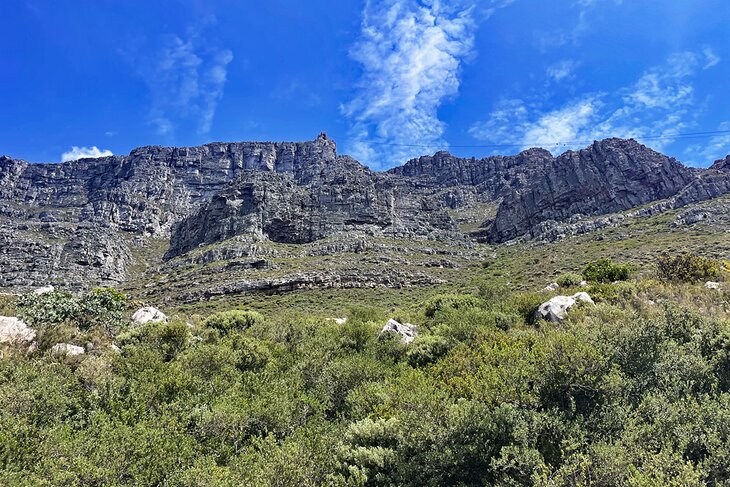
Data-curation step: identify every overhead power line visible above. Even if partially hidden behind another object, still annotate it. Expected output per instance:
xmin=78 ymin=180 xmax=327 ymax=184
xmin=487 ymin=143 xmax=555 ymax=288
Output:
xmin=342 ymin=128 xmax=730 ymax=149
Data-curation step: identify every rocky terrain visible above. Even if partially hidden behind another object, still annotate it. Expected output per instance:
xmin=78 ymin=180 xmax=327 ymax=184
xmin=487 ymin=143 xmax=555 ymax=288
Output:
xmin=1 ymin=133 xmax=729 ymax=299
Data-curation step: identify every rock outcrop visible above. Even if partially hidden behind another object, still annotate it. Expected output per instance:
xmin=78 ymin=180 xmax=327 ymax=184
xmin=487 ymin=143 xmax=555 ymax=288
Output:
xmin=380 ymin=319 xmax=418 ymax=344
xmin=2 ymin=133 xmax=729 ymax=295
xmin=131 ymin=307 xmax=168 ymax=326
xmin=535 ymin=292 xmax=595 ymax=323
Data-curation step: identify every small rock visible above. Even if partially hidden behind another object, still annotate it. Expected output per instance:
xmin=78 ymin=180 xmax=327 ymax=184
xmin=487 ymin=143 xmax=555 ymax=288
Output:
xmin=705 ymin=281 xmax=721 ymax=290
xmin=580 ymin=280 xmax=588 ymax=287
xmin=334 ymin=317 xmax=348 ymax=325
xmin=110 ymin=344 xmax=122 ymax=353
xmin=131 ymin=306 xmax=168 ymax=326
xmin=380 ymin=318 xmax=418 ymax=344
xmin=0 ymin=316 xmax=36 ymax=344
xmin=33 ymin=285 xmax=55 ymax=295
xmin=544 ymin=282 xmax=560 ymax=292
xmin=51 ymin=343 xmax=85 ymax=357
xmin=535 ymin=293 xmax=595 ymax=323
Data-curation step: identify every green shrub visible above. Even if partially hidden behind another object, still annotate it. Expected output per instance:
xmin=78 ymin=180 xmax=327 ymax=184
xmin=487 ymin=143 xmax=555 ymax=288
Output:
xmin=204 ymin=310 xmax=265 ymax=334
xmin=656 ymin=252 xmax=722 ymax=282
xmin=508 ymin=292 xmax=546 ymax=325
xmin=582 ymin=258 xmax=634 ymax=283
xmin=423 ymin=294 xmax=483 ymax=318
xmin=556 ymin=273 xmax=583 ymax=288
xmin=17 ymin=287 xmax=127 ymax=333
xmin=407 ymin=335 xmax=454 ymax=367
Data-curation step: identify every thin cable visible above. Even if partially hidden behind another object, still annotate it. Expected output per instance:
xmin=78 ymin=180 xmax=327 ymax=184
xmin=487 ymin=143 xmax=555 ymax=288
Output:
xmin=341 ymin=128 xmax=730 ymax=149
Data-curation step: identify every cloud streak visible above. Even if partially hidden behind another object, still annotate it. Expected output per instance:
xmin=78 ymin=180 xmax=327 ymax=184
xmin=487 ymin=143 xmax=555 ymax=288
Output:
xmin=61 ymin=146 xmax=113 ymax=162
xmin=133 ymin=20 xmax=233 ymax=138
xmin=343 ymin=0 xmax=511 ymax=168
xmin=469 ymin=50 xmax=713 ymax=156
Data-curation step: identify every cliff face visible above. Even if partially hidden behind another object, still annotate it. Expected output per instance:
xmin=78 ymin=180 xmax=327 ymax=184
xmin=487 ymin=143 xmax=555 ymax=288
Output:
xmin=1 ymin=133 xmax=729 ymax=292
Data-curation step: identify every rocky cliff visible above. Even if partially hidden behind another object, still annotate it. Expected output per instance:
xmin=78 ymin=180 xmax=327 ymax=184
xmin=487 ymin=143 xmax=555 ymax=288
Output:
xmin=1 ymin=133 xmax=729 ymax=295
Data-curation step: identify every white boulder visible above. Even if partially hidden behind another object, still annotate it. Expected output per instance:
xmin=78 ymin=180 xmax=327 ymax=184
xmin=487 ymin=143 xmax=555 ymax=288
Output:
xmin=334 ymin=317 xmax=348 ymax=325
xmin=33 ymin=285 xmax=55 ymax=295
xmin=0 ymin=316 xmax=36 ymax=344
xmin=535 ymin=292 xmax=595 ymax=323
xmin=705 ymin=281 xmax=721 ymax=290
xmin=544 ymin=282 xmax=560 ymax=292
xmin=51 ymin=343 xmax=85 ymax=357
xmin=131 ymin=306 xmax=168 ymax=326
xmin=380 ymin=318 xmax=418 ymax=344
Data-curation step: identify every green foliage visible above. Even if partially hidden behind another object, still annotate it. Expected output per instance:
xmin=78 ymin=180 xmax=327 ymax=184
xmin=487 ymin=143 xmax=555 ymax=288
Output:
xmin=17 ymin=288 xmax=127 ymax=333
xmin=4 ymin=281 xmax=730 ymax=485
xmin=656 ymin=252 xmax=722 ymax=282
xmin=203 ymin=310 xmax=264 ymax=334
xmin=423 ymin=294 xmax=483 ymax=318
xmin=582 ymin=257 xmax=634 ymax=283
xmin=556 ymin=272 xmax=583 ymax=288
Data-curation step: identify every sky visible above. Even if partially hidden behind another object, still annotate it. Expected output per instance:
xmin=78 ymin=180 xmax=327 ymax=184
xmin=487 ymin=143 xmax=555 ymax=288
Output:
xmin=1 ymin=0 xmax=729 ymax=168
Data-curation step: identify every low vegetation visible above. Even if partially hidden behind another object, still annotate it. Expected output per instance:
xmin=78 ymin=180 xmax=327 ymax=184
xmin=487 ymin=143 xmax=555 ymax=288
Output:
xmin=1 ymin=254 xmax=729 ymax=485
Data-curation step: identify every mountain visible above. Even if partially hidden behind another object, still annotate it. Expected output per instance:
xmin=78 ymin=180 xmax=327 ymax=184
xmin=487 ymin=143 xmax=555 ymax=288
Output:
xmin=1 ymin=133 xmax=729 ymax=298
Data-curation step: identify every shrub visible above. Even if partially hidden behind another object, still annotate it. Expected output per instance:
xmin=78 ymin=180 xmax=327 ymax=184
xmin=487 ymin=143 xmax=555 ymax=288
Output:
xmin=407 ymin=335 xmax=454 ymax=367
xmin=556 ymin=273 xmax=583 ymax=288
xmin=423 ymin=294 xmax=483 ymax=319
xmin=582 ymin=258 xmax=634 ymax=283
xmin=656 ymin=252 xmax=722 ymax=283
xmin=204 ymin=310 xmax=264 ymax=334
xmin=16 ymin=288 xmax=127 ymax=333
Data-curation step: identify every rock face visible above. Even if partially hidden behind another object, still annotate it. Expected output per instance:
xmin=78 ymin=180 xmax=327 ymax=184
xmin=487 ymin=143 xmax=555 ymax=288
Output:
xmin=50 ymin=343 xmax=85 ymax=357
xmin=380 ymin=319 xmax=418 ymax=344
xmin=131 ymin=307 xmax=168 ymax=326
xmin=535 ymin=292 xmax=595 ymax=323
xmin=0 ymin=316 xmax=36 ymax=344
xmin=1 ymin=133 xmax=729 ymax=295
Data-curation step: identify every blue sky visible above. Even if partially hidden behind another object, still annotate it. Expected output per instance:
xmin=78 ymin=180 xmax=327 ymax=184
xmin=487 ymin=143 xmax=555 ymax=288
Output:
xmin=2 ymin=0 xmax=729 ymax=168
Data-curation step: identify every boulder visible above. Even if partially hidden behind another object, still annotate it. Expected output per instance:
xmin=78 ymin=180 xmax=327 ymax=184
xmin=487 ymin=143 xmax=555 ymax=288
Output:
xmin=131 ymin=306 xmax=168 ymax=326
xmin=51 ymin=343 xmax=85 ymax=357
xmin=334 ymin=317 xmax=348 ymax=325
xmin=544 ymin=282 xmax=560 ymax=292
xmin=380 ymin=318 xmax=418 ymax=344
xmin=33 ymin=285 xmax=55 ymax=295
xmin=535 ymin=292 xmax=595 ymax=323
xmin=705 ymin=281 xmax=721 ymax=290
xmin=0 ymin=316 xmax=36 ymax=344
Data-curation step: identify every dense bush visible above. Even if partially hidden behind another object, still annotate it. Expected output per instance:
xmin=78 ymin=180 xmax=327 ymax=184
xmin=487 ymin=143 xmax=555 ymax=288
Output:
xmin=656 ymin=252 xmax=722 ymax=282
xmin=556 ymin=272 xmax=583 ymax=288
xmin=582 ymin=257 xmax=634 ymax=283
xmin=3 ymin=282 xmax=730 ymax=485
xmin=203 ymin=310 xmax=265 ymax=334
xmin=17 ymin=288 xmax=128 ymax=334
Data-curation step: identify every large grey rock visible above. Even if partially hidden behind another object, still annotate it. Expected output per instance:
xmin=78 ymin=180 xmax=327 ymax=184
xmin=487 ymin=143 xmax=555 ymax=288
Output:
xmin=33 ymin=285 xmax=54 ymax=294
xmin=131 ymin=307 xmax=168 ymax=326
xmin=535 ymin=292 xmax=595 ymax=323
xmin=705 ymin=281 xmax=721 ymax=290
xmin=380 ymin=319 xmax=418 ymax=344
xmin=0 ymin=316 xmax=36 ymax=344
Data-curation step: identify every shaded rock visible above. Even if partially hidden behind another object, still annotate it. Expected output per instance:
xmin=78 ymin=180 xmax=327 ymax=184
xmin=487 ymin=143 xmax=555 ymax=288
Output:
xmin=535 ymin=292 xmax=595 ymax=323
xmin=544 ymin=282 xmax=560 ymax=292
xmin=131 ymin=306 xmax=168 ymax=326
xmin=380 ymin=319 xmax=417 ymax=344
xmin=51 ymin=343 xmax=85 ymax=357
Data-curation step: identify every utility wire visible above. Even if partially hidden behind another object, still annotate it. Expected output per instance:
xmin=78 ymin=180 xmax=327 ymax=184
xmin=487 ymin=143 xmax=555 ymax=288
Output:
xmin=341 ymin=128 xmax=730 ymax=149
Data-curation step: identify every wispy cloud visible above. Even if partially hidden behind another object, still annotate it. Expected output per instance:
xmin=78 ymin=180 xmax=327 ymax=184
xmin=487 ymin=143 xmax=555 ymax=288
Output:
xmin=61 ymin=146 xmax=113 ymax=162
xmin=685 ymin=122 xmax=730 ymax=167
xmin=469 ymin=50 xmax=709 ymax=155
xmin=702 ymin=46 xmax=720 ymax=69
xmin=130 ymin=19 xmax=233 ymax=138
xmin=342 ymin=0 xmax=512 ymax=168
xmin=537 ymin=0 xmax=623 ymax=51
xmin=546 ymin=59 xmax=578 ymax=83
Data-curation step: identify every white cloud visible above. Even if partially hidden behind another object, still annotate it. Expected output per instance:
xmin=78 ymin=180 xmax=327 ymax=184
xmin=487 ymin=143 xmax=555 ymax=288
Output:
xmin=703 ymin=46 xmax=720 ymax=69
xmin=61 ymin=146 xmax=113 ymax=162
xmin=685 ymin=122 xmax=730 ymax=166
xmin=469 ymin=51 xmax=708 ymax=154
xmin=342 ymin=0 xmax=512 ymax=168
xmin=546 ymin=59 xmax=578 ymax=82
xmin=132 ymin=20 xmax=233 ymax=137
